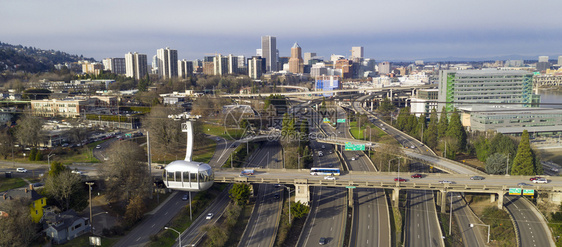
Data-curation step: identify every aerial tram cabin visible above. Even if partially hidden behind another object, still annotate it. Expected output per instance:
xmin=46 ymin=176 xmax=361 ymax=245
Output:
xmin=163 ymin=119 xmax=214 ymax=192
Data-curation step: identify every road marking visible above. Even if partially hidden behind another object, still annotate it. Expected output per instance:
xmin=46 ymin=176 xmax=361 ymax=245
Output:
xmin=164 ymin=212 xmax=168 ymax=215
xmin=331 ymin=227 xmax=333 ymax=231
xmin=136 ymin=237 xmax=141 ymax=241
xmin=151 ymin=224 xmax=155 ymax=228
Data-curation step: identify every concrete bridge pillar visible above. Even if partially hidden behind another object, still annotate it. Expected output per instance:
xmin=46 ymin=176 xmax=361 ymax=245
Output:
xmin=370 ymin=101 xmax=373 ymax=111
xmin=295 ymin=184 xmax=310 ymax=206
xmin=490 ymin=193 xmax=496 ymax=203
xmin=497 ymin=191 xmax=504 ymax=210
xmin=440 ymin=190 xmax=448 ymax=213
xmin=348 ymin=188 xmax=354 ymax=207
xmin=392 ymin=188 xmax=400 ymax=207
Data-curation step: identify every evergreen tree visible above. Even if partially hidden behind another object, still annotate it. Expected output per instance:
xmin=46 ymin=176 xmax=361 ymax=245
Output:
xmin=485 ymin=153 xmax=508 ymax=174
xmin=396 ymin=108 xmax=409 ymax=131
xmin=489 ymin=133 xmax=517 ymax=158
xmin=437 ymin=106 xmax=448 ymax=139
xmin=417 ymin=115 xmax=426 ymax=141
xmin=511 ymin=130 xmax=535 ymax=175
xmin=446 ymin=109 xmax=467 ymax=152
xmin=473 ymin=136 xmax=490 ymax=162
xmin=425 ymin=108 xmax=438 ymax=149
xmin=407 ymin=114 xmax=418 ymax=137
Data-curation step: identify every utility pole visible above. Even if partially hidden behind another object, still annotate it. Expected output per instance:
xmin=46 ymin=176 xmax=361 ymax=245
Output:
xmin=449 ymin=192 xmax=452 ymax=235
xmin=86 ymin=182 xmax=94 ymax=234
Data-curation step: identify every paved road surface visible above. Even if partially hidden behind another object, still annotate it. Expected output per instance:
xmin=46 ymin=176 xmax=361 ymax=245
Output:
xmin=404 ymin=190 xmax=444 ymax=247
xmin=505 ymin=195 xmax=555 ymax=247
xmin=449 ymin=192 xmax=487 ymax=247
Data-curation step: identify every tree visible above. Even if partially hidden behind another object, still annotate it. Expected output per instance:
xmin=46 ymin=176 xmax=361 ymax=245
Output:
xmin=29 ymin=148 xmax=37 ymax=161
xmin=48 ymin=161 xmax=67 ymax=177
xmin=45 ymin=170 xmax=83 ymax=210
xmin=416 ymin=115 xmax=426 ymax=141
xmin=229 ymin=183 xmax=251 ymax=205
xmin=425 ymin=108 xmax=438 ymax=149
xmin=14 ymin=111 xmax=43 ymax=147
xmin=100 ymin=141 xmax=151 ymax=202
xmin=446 ymin=109 xmax=467 ymax=153
xmin=124 ymin=195 xmax=147 ymax=227
xmin=143 ymin=105 xmax=184 ymax=156
xmin=34 ymin=149 xmax=42 ymax=161
xmin=437 ymin=106 xmax=448 ymax=139
xmin=473 ymin=136 xmax=490 ymax=162
xmin=0 ymin=129 xmax=15 ymax=159
xmin=511 ymin=130 xmax=535 ymax=175
xmin=0 ymin=198 xmax=36 ymax=246
xmin=489 ymin=133 xmax=517 ymax=158
xmin=485 ymin=153 xmax=508 ymax=174
xmin=291 ymin=201 xmax=310 ymax=219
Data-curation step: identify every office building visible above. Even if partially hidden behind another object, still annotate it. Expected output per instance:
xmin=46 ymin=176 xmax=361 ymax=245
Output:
xmin=351 ymin=46 xmax=364 ymax=59
xmin=438 ymin=70 xmax=537 ymax=112
xmin=151 ymin=55 xmax=158 ymax=74
xmin=248 ymin=56 xmax=264 ymax=79
xmin=102 ymin=58 xmax=126 ymax=75
xmin=81 ymin=62 xmax=103 ymax=75
xmin=410 ymin=89 xmax=439 ymax=117
xmin=304 ymin=52 xmax=316 ymax=65
xmin=558 ymin=56 xmax=562 ymax=66
xmin=288 ymin=42 xmax=304 ymax=74
xmin=539 ymin=56 xmax=549 ymax=62
xmin=156 ymin=47 xmax=178 ymax=79
xmin=315 ymin=75 xmax=341 ymax=96
xmin=125 ymin=52 xmax=148 ymax=80
xmin=261 ymin=36 xmax=277 ymax=72
xmin=228 ymin=54 xmax=239 ymax=74
xmin=335 ymin=59 xmax=353 ymax=79
xmin=178 ymin=59 xmax=193 ymax=78
xmin=378 ymin=61 xmax=391 ymax=75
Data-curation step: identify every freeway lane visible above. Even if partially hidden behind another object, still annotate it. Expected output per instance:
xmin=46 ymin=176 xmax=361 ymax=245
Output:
xmin=505 ymin=196 xmax=555 ymax=247
xmin=450 ymin=192 xmax=487 ymax=247
xmin=239 ymin=141 xmax=284 ymax=247
xmin=405 ymin=190 xmax=444 ymax=247
xmin=298 ymin=138 xmax=347 ymax=247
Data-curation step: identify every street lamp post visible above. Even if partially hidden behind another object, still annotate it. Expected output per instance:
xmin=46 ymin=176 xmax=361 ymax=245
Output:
xmin=365 ymin=126 xmax=372 ymax=158
xmin=86 ymin=182 xmax=94 ymax=234
xmin=48 ymin=151 xmax=55 ymax=168
xmin=164 ymin=227 xmax=182 ymax=247
xmin=469 ymin=223 xmax=490 ymax=243
xmin=389 ymin=157 xmax=400 ymax=173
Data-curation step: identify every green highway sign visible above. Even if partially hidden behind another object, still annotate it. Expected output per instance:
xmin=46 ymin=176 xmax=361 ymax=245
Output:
xmin=509 ymin=188 xmax=522 ymax=195
xmin=337 ymin=119 xmax=346 ymax=123
xmin=345 ymin=142 xmax=365 ymax=151
xmin=523 ymin=189 xmax=535 ymax=196
xmin=346 ymin=186 xmax=356 ymax=189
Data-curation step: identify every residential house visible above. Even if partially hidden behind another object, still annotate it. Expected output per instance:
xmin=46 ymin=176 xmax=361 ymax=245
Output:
xmin=0 ymin=184 xmax=46 ymax=223
xmin=43 ymin=209 xmax=90 ymax=244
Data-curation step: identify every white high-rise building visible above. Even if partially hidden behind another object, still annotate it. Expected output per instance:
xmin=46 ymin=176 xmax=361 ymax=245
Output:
xmin=156 ymin=47 xmax=178 ymax=79
xmin=125 ymin=52 xmax=148 ymax=80
xmin=351 ymin=46 xmax=364 ymax=59
xmin=558 ymin=56 xmax=562 ymax=65
xmin=227 ymin=54 xmax=239 ymax=74
xmin=539 ymin=56 xmax=549 ymax=62
xmin=261 ymin=36 xmax=277 ymax=72
xmin=178 ymin=60 xmax=193 ymax=78
xmin=102 ymin=58 xmax=126 ymax=75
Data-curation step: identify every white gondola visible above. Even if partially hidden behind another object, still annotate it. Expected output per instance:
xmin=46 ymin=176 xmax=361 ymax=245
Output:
xmin=163 ymin=120 xmax=214 ymax=192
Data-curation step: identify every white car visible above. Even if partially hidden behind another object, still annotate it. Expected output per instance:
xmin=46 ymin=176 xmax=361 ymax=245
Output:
xmin=16 ymin=168 xmax=27 ymax=173
xmin=71 ymin=170 xmax=83 ymax=175
xmin=533 ymin=178 xmax=548 ymax=184
xmin=439 ymin=180 xmax=453 ymax=184
xmin=96 ymin=145 xmax=101 ymax=149
xmin=206 ymin=213 xmax=214 ymax=219
xmin=324 ymin=176 xmax=336 ymax=180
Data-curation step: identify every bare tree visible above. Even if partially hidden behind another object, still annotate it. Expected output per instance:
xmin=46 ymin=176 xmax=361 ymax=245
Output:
xmin=0 ymin=198 xmax=36 ymax=246
xmin=100 ymin=141 xmax=150 ymax=202
xmin=14 ymin=111 xmax=44 ymax=147
xmin=143 ymin=105 xmax=184 ymax=156
xmin=0 ymin=129 xmax=15 ymax=159
xmin=45 ymin=170 xmax=82 ymax=210
xmin=65 ymin=127 xmax=89 ymax=144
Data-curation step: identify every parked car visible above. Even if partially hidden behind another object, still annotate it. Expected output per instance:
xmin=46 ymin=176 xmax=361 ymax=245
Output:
xmin=324 ymin=176 xmax=336 ymax=180
xmin=411 ymin=174 xmax=423 ymax=178
xmin=16 ymin=168 xmax=27 ymax=173
xmin=206 ymin=213 xmax=214 ymax=219
xmin=394 ymin=177 xmax=407 ymax=182
xmin=533 ymin=178 xmax=548 ymax=184
xmin=470 ymin=176 xmax=485 ymax=180
xmin=439 ymin=180 xmax=454 ymax=184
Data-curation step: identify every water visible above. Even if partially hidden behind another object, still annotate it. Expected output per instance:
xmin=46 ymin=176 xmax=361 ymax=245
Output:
xmin=538 ymin=89 xmax=562 ymax=108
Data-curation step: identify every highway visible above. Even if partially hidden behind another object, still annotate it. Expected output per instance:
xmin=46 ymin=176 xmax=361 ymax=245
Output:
xmin=297 ymin=138 xmax=347 ymax=247
xmin=324 ymin=108 xmax=391 ymax=247
xmin=238 ymin=141 xmax=284 ymax=247
xmin=505 ymin=195 xmax=555 ymax=247
xmin=404 ymin=190 xmax=443 ymax=247
xmin=449 ymin=192 xmax=487 ymax=247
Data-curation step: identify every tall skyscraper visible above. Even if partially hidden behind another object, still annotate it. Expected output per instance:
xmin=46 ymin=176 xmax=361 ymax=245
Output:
xmin=351 ymin=46 xmax=364 ymax=59
xmin=178 ymin=59 xmax=193 ymax=78
xmin=288 ymin=43 xmax=304 ymax=74
xmin=248 ymin=56 xmax=263 ymax=79
xmin=125 ymin=52 xmax=148 ymax=80
xmin=261 ymin=36 xmax=277 ymax=72
xmin=102 ymin=58 xmax=126 ymax=75
xmin=156 ymin=47 xmax=178 ymax=79
xmin=227 ymin=54 xmax=239 ymax=74
xmin=304 ymin=52 xmax=316 ymax=65
xmin=378 ymin=61 xmax=391 ymax=75
xmin=213 ymin=55 xmax=228 ymax=76
xmin=558 ymin=56 xmax=562 ymax=65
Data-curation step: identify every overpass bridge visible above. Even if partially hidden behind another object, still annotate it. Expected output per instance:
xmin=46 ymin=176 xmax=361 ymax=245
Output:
xmin=215 ymin=168 xmax=562 ymax=211
xmin=221 ymin=85 xmax=435 ymax=98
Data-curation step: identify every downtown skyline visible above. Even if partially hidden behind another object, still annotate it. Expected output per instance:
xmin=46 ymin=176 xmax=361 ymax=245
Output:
xmin=2 ymin=0 xmax=562 ymax=61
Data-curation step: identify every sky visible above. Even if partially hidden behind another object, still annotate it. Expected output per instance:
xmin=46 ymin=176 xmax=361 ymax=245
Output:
xmin=2 ymin=0 xmax=562 ymax=62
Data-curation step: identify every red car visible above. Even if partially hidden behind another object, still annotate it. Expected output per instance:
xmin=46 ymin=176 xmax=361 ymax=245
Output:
xmin=529 ymin=177 xmax=543 ymax=181
xmin=394 ymin=177 xmax=407 ymax=182
xmin=411 ymin=174 xmax=423 ymax=178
